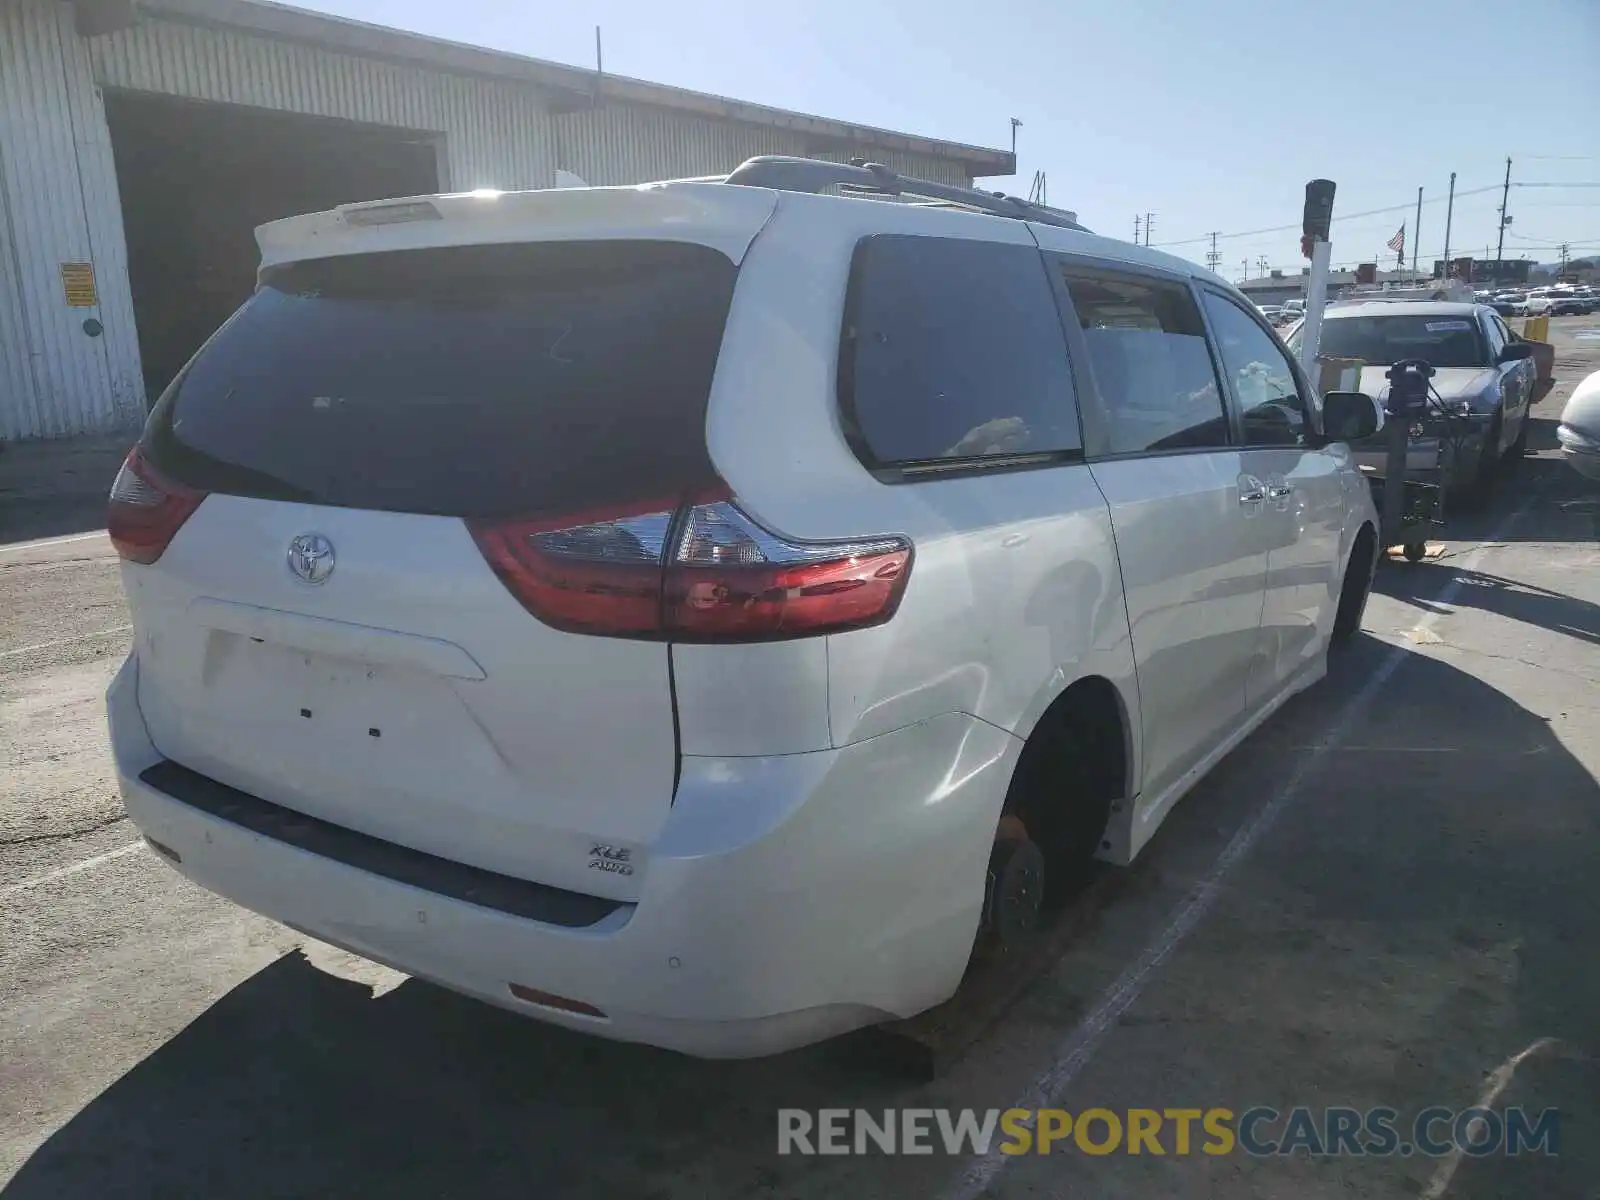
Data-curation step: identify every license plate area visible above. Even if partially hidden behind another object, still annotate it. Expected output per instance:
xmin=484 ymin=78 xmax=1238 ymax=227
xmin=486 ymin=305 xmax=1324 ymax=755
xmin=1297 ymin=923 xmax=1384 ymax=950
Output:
xmin=205 ymin=633 xmax=439 ymax=746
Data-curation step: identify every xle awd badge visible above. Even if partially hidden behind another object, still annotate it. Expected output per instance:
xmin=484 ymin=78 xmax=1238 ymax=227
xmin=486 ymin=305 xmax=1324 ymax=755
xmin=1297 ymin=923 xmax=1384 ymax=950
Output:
xmin=589 ymin=844 xmax=634 ymax=876
xmin=287 ymin=533 xmax=335 ymax=585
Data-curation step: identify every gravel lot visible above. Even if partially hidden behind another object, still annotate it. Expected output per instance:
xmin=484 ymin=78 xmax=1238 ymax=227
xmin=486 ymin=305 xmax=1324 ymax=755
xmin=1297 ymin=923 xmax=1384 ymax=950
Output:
xmin=3 ymin=318 xmax=1597 ymax=1199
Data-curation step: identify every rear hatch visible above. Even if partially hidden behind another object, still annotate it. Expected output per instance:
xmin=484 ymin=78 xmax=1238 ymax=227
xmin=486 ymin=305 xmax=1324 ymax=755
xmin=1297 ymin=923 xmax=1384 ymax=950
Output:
xmin=120 ymin=193 xmax=772 ymax=901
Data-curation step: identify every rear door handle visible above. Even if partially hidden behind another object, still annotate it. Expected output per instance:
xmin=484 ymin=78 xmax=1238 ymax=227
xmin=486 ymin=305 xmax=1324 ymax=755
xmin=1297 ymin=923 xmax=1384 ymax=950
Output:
xmin=1239 ymin=487 xmax=1266 ymax=504
xmin=1267 ymin=484 xmax=1293 ymax=499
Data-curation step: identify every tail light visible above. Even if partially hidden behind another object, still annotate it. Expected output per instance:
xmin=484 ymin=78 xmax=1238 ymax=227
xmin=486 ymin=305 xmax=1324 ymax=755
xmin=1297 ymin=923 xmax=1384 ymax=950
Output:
xmin=470 ymin=487 xmax=911 ymax=642
xmin=107 ymin=445 xmax=207 ymax=564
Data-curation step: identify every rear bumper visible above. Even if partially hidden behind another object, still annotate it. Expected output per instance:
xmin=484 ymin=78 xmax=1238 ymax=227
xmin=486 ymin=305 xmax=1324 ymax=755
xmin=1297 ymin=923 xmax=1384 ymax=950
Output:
xmin=107 ymin=653 xmax=1018 ymax=1058
xmin=1352 ymin=438 xmax=1444 ymax=476
xmin=1352 ymin=424 xmax=1491 ymax=487
xmin=1561 ymin=446 xmax=1600 ymax=482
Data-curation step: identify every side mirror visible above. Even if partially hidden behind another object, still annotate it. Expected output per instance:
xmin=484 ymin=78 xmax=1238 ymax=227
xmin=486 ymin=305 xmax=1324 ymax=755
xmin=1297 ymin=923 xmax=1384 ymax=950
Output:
xmin=1322 ymin=391 xmax=1383 ymax=442
xmin=1499 ymin=342 xmax=1534 ymax=363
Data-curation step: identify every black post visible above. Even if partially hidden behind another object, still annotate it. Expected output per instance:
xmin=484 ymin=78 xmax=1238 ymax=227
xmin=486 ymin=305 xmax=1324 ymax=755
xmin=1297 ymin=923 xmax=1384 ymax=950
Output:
xmin=1496 ymin=157 xmax=1512 ymax=262
xmin=1412 ymin=187 xmax=1422 ymax=277
xmin=1382 ymin=408 xmax=1409 ymax=550
xmin=1442 ymin=172 xmax=1456 ymax=276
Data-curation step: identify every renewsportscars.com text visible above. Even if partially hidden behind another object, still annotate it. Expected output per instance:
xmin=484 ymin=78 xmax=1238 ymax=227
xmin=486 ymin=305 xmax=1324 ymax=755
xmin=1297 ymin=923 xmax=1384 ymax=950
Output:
xmin=777 ymin=1106 xmax=1560 ymax=1158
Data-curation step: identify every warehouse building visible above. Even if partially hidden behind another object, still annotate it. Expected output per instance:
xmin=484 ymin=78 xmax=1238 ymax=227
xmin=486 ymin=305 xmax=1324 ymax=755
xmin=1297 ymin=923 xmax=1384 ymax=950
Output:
xmin=0 ymin=0 xmax=1012 ymax=441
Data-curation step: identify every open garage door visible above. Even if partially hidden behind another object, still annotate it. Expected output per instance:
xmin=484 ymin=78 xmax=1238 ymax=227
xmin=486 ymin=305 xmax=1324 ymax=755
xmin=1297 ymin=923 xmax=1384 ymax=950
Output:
xmin=104 ymin=92 xmax=441 ymax=405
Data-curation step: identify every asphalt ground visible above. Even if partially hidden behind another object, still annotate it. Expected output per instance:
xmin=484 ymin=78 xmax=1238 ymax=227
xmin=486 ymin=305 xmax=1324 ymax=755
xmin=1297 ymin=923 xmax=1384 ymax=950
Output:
xmin=2 ymin=317 xmax=1597 ymax=1198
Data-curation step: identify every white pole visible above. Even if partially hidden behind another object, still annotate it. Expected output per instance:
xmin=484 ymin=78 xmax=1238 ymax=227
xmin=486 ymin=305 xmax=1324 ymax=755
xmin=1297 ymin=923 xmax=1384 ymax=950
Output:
xmin=1297 ymin=238 xmax=1333 ymax=382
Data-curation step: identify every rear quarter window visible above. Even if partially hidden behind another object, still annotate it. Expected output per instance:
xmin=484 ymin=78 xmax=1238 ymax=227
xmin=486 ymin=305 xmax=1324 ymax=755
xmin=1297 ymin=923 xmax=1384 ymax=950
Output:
xmin=839 ymin=234 xmax=1082 ymax=476
xmin=143 ymin=240 xmax=736 ymax=519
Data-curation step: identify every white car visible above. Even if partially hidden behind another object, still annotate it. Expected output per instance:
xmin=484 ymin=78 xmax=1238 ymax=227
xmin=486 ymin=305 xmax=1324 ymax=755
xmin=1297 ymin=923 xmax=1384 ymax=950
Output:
xmin=105 ymin=157 xmax=1383 ymax=1058
xmin=1557 ymin=369 xmax=1600 ymax=482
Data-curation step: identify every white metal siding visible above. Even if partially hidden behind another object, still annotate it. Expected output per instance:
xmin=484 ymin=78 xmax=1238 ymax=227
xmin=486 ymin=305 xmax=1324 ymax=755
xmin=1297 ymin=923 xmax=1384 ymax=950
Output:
xmin=552 ymin=103 xmax=972 ymax=189
xmin=88 ymin=16 xmax=557 ymax=192
xmin=0 ymin=0 xmax=144 ymax=439
xmin=0 ymin=147 xmax=38 ymax=439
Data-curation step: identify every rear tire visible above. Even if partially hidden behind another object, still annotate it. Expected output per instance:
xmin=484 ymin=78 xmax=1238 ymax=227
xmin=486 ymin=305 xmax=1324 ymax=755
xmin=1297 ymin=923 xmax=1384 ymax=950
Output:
xmin=1452 ymin=419 xmax=1501 ymax=510
xmin=998 ymin=685 xmax=1124 ymax=912
xmin=1332 ymin=526 xmax=1376 ymax=645
xmin=1507 ymin=416 xmax=1529 ymax=460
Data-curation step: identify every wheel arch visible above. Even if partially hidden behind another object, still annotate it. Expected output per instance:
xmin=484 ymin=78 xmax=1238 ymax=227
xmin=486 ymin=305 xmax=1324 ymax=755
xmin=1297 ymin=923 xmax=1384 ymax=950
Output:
xmin=1002 ymin=673 xmax=1137 ymax=881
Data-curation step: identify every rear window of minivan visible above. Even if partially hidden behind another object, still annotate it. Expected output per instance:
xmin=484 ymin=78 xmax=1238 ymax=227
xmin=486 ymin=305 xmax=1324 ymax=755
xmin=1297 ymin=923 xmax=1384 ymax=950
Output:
xmin=142 ymin=240 xmax=735 ymax=519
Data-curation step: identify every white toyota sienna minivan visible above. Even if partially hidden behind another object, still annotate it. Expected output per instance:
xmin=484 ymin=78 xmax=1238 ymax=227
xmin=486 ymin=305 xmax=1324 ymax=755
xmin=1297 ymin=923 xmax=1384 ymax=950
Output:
xmin=106 ymin=157 xmax=1382 ymax=1058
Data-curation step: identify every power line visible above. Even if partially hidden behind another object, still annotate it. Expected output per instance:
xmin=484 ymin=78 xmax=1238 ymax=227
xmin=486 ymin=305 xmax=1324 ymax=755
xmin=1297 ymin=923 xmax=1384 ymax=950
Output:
xmin=1232 ymin=245 xmax=1600 ymax=276
xmin=1153 ymin=184 xmax=1504 ymax=248
xmin=1156 ymin=181 xmax=1600 ymax=250
xmin=1507 ymin=230 xmax=1600 ymax=246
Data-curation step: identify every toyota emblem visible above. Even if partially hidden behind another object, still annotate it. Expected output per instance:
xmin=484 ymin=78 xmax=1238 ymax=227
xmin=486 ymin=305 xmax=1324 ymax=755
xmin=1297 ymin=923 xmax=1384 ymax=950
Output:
xmin=287 ymin=533 xmax=335 ymax=585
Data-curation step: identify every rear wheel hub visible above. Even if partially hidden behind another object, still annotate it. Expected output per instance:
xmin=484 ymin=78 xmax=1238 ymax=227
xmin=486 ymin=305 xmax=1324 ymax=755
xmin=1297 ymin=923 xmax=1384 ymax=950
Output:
xmin=985 ymin=835 xmax=1045 ymax=951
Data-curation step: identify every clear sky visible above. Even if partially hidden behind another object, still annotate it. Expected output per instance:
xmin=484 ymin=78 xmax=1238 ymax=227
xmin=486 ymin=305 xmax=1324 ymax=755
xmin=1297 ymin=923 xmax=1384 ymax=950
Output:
xmin=295 ymin=0 xmax=1597 ymax=279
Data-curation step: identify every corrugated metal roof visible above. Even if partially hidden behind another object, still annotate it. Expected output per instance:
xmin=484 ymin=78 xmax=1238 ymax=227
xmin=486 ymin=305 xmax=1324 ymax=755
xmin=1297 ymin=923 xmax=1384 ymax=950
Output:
xmin=136 ymin=0 xmax=1015 ymax=178
xmin=550 ymin=104 xmax=971 ymax=191
xmin=89 ymin=16 xmax=557 ymax=191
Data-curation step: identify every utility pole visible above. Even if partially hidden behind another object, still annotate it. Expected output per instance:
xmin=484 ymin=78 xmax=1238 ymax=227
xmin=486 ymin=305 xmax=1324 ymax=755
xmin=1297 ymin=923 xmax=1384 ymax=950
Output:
xmin=1559 ymin=243 xmax=1571 ymax=275
xmin=1241 ymin=258 xmax=1249 ymax=280
xmin=1144 ymin=213 xmax=1154 ymax=247
xmin=1256 ymin=254 xmax=1270 ymax=277
xmin=1010 ymin=117 xmax=1022 ymax=164
xmin=1496 ymin=157 xmax=1512 ymax=262
xmin=1206 ymin=232 xmax=1221 ymax=274
xmin=1442 ymin=171 xmax=1456 ymax=276
xmin=1133 ymin=214 xmax=1141 ymax=244
xmin=1412 ymin=186 xmax=1422 ymax=278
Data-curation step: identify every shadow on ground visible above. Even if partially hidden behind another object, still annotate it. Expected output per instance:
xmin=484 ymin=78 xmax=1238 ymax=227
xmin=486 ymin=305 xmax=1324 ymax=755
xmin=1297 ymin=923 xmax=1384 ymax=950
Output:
xmin=1373 ymin=442 xmax=1598 ymax=645
xmin=1243 ymin=640 xmax=1600 ymax=1199
xmin=1 ymin=955 xmax=900 ymax=1199
xmin=0 ymin=434 xmax=132 ymax=543
xmin=7 ymin=632 xmax=1597 ymax=1200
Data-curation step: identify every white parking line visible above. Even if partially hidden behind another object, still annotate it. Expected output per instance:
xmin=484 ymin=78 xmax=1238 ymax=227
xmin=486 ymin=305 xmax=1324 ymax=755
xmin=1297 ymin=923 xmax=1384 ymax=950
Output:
xmin=944 ymin=499 xmax=1534 ymax=1200
xmin=0 ymin=530 xmax=108 ymax=554
xmin=1 ymin=840 xmax=144 ymax=897
xmin=0 ymin=626 xmax=132 ymax=660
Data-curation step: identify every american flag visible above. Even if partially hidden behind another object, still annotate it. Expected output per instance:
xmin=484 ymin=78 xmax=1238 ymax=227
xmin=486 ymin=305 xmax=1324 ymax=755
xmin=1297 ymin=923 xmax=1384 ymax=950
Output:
xmin=1386 ymin=225 xmax=1406 ymax=255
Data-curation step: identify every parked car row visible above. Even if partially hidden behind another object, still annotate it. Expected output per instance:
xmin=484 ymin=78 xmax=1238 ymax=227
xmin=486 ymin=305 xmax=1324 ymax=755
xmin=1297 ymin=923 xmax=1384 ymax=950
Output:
xmin=1477 ymin=286 xmax=1598 ymax=317
xmin=1254 ymin=303 xmax=1300 ymax=328
xmin=1285 ymin=298 xmax=1538 ymax=505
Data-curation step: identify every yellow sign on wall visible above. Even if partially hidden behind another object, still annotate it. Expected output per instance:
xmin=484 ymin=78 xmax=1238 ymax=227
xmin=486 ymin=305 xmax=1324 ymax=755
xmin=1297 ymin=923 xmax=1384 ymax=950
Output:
xmin=60 ymin=262 xmax=97 ymax=308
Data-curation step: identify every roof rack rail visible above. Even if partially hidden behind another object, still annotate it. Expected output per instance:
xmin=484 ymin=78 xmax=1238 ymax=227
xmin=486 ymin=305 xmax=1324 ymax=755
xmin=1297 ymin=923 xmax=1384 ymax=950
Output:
xmin=721 ymin=155 xmax=1088 ymax=232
